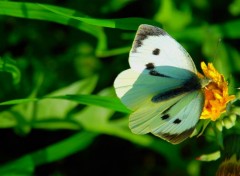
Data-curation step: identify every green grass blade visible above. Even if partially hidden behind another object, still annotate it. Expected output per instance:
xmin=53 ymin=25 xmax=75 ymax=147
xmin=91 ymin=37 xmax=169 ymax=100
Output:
xmin=0 ymin=1 xmax=160 ymax=30
xmin=0 ymin=94 xmax=130 ymax=114
xmin=0 ymin=1 xmax=102 ymax=38
xmin=48 ymin=94 xmax=130 ymax=114
xmin=0 ymin=98 xmax=38 ymax=105
xmin=39 ymin=3 xmax=160 ymax=30
xmin=0 ymin=56 xmax=21 ymax=85
xmin=0 ymin=76 xmax=98 ymax=130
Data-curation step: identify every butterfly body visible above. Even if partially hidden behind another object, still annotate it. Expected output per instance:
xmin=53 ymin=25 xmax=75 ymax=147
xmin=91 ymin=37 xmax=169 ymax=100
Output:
xmin=114 ymin=24 xmax=208 ymax=144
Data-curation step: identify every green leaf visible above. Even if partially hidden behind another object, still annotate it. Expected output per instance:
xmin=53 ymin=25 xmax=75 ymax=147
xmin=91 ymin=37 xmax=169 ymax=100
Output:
xmin=154 ymin=0 xmax=192 ymax=30
xmin=49 ymin=94 xmax=130 ymax=114
xmin=229 ymin=0 xmax=240 ymax=16
xmin=0 ymin=76 xmax=98 ymax=130
xmin=196 ymin=151 xmax=221 ymax=161
xmin=0 ymin=1 xmax=100 ymax=36
xmin=0 ymin=98 xmax=38 ymax=105
xmin=73 ymin=88 xmax=118 ymax=128
xmin=0 ymin=2 xmax=160 ymax=30
xmin=0 ymin=56 xmax=21 ymax=84
xmin=39 ymin=3 xmax=160 ymax=30
xmin=0 ymin=1 xmax=108 ymax=53
xmin=212 ymin=19 xmax=240 ymax=39
xmin=0 ymin=85 xmax=130 ymax=115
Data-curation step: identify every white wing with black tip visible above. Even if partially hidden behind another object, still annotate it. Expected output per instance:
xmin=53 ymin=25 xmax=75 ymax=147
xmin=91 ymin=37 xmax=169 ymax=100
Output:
xmin=129 ymin=24 xmax=197 ymax=74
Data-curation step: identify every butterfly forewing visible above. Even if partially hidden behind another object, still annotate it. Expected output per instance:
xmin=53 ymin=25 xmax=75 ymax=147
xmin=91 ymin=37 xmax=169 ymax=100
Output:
xmin=129 ymin=24 xmax=197 ymax=75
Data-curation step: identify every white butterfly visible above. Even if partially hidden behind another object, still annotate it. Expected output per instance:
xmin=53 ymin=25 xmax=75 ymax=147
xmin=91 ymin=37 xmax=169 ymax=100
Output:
xmin=114 ymin=24 xmax=209 ymax=144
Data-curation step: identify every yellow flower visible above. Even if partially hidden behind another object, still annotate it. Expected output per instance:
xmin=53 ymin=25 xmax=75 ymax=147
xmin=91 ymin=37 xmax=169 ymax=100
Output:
xmin=198 ymin=62 xmax=235 ymax=121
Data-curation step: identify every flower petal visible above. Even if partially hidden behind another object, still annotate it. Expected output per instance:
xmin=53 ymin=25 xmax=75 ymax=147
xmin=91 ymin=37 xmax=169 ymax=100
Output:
xmin=199 ymin=62 xmax=235 ymax=121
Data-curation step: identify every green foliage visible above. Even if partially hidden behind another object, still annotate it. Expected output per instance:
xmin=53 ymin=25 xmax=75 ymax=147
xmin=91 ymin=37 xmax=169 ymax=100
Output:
xmin=0 ymin=56 xmax=21 ymax=85
xmin=0 ymin=0 xmax=239 ymax=175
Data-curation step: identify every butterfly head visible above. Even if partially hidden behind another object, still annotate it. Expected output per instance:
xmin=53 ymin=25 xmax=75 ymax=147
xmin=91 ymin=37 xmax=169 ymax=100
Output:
xmin=200 ymin=77 xmax=212 ymax=88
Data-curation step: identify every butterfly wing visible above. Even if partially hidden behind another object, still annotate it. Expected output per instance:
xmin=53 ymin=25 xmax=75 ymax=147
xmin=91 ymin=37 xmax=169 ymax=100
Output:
xmin=114 ymin=66 xmax=197 ymax=111
xmin=128 ymin=93 xmax=187 ymax=134
xmin=150 ymin=90 xmax=204 ymax=144
xmin=129 ymin=24 xmax=197 ymax=74
xmin=114 ymin=24 xmax=204 ymax=144
xmin=114 ymin=65 xmax=203 ymax=141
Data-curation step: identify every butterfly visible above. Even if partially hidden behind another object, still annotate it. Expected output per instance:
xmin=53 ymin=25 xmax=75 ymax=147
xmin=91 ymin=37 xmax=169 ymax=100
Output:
xmin=114 ymin=24 xmax=210 ymax=144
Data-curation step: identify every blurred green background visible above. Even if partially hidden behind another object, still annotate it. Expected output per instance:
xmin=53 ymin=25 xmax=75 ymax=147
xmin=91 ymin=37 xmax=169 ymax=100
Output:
xmin=0 ymin=0 xmax=240 ymax=175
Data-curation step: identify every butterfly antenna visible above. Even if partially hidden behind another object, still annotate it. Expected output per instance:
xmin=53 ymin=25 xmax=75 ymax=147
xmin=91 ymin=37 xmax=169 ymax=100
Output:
xmin=212 ymin=38 xmax=222 ymax=64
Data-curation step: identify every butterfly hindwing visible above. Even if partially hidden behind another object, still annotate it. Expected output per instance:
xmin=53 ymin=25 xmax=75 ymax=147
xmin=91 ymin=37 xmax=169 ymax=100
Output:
xmin=150 ymin=90 xmax=204 ymax=144
xmin=129 ymin=24 xmax=197 ymax=74
xmin=128 ymin=93 xmax=187 ymax=134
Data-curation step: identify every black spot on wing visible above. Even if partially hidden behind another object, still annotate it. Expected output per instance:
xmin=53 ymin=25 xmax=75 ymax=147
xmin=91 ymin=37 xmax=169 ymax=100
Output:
xmin=149 ymin=70 xmax=171 ymax=78
xmin=161 ymin=114 xmax=170 ymax=120
xmin=145 ymin=62 xmax=171 ymax=78
xmin=152 ymin=48 xmax=160 ymax=55
xmin=132 ymin=25 xmax=167 ymax=52
xmin=173 ymin=119 xmax=181 ymax=124
xmin=146 ymin=63 xmax=155 ymax=70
